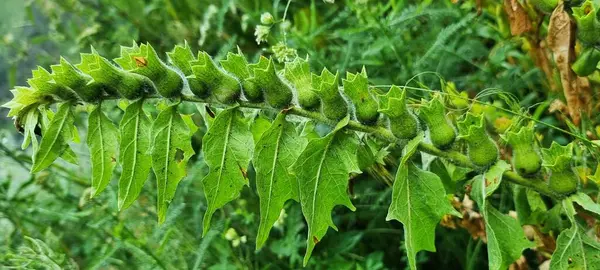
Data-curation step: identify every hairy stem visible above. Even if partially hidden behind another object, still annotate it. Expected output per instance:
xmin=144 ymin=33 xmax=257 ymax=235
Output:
xmin=174 ymin=94 xmax=562 ymax=199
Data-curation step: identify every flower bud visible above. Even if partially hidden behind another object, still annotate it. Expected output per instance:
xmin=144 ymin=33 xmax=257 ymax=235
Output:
xmin=260 ymin=12 xmax=274 ymax=25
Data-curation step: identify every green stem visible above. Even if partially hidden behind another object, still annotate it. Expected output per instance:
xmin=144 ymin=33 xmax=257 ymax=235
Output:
xmin=175 ymin=94 xmax=562 ymax=199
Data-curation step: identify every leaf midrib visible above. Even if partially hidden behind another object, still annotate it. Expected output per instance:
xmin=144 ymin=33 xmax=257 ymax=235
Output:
xmin=260 ymin=123 xmax=284 ymax=235
xmin=33 ymin=105 xmax=69 ymax=171
xmin=405 ymin=166 xmax=413 ymax=265
xmin=122 ymin=105 xmax=142 ymax=207
xmin=93 ymin=110 xmax=106 ymax=191
xmin=310 ymin=133 xmax=335 ymax=238
xmin=211 ymin=111 xmax=234 ymax=211
xmin=161 ymin=111 xmax=174 ymax=210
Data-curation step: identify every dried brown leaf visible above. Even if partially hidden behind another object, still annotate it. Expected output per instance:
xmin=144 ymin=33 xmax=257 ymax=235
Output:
xmin=504 ymin=0 xmax=532 ymax=36
xmin=548 ymin=3 xmax=584 ymax=125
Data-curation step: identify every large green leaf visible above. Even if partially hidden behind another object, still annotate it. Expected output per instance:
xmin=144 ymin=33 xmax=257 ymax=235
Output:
xmin=485 ymin=205 xmax=534 ymax=270
xmin=550 ymin=200 xmax=600 ymax=270
xmin=31 ymin=102 xmax=74 ymax=173
xmin=150 ymin=105 xmax=196 ymax=224
xmin=201 ymin=107 xmax=253 ymax=235
xmin=254 ymin=113 xmax=307 ymax=250
xmin=386 ymin=133 xmax=460 ymax=270
xmin=87 ymin=105 xmax=119 ymax=197
xmin=550 ymin=225 xmax=600 ymax=270
xmin=290 ymin=116 xmax=360 ymax=266
xmin=117 ymin=100 xmax=153 ymax=210
xmin=472 ymin=160 xmax=532 ymax=270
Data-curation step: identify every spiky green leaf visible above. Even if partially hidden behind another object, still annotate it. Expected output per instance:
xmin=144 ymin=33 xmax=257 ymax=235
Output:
xmin=201 ymin=107 xmax=253 ymax=235
xmin=485 ymin=205 xmax=534 ymax=270
xmin=550 ymin=200 xmax=600 ymax=270
xmin=291 ymin=116 xmax=360 ymax=266
xmin=386 ymin=133 xmax=460 ymax=270
xmin=31 ymin=102 xmax=75 ymax=173
xmin=254 ymin=113 xmax=307 ymax=249
xmin=472 ymin=161 xmax=532 ymax=270
xmin=150 ymin=105 xmax=196 ymax=223
xmin=87 ymin=106 xmax=119 ymax=197
xmin=220 ymin=50 xmax=250 ymax=79
xmin=117 ymin=100 xmax=153 ymax=210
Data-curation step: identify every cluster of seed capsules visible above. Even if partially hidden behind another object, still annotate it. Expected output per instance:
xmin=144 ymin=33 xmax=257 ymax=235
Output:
xmin=16 ymin=42 xmax=578 ymax=195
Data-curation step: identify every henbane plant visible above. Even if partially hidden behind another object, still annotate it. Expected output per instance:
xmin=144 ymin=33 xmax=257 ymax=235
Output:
xmin=4 ymin=42 xmax=600 ymax=268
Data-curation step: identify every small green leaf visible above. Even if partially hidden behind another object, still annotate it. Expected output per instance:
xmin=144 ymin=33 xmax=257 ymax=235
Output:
xmin=201 ymin=107 xmax=253 ymax=235
xmin=31 ymin=102 xmax=75 ymax=173
xmin=570 ymin=192 xmax=600 ymax=218
xmin=60 ymin=146 xmax=79 ymax=165
xmin=386 ymin=133 xmax=460 ymax=270
xmin=20 ymin=108 xmax=40 ymax=150
xmin=87 ymin=106 xmax=119 ymax=197
xmin=541 ymin=142 xmax=573 ymax=169
xmin=167 ymin=41 xmax=196 ymax=75
xmin=254 ymin=113 xmax=307 ymax=249
xmin=219 ymin=50 xmax=250 ymax=80
xmin=2 ymin=86 xmax=43 ymax=118
xmin=291 ymin=116 xmax=360 ymax=266
xmin=118 ymin=100 xmax=153 ymax=210
xmin=150 ymin=105 xmax=195 ymax=224
xmin=250 ymin=113 xmax=272 ymax=143
xmin=485 ymin=206 xmax=534 ymax=270
xmin=471 ymin=160 xmax=511 ymax=208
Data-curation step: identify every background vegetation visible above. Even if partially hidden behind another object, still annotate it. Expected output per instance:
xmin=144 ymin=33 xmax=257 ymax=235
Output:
xmin=1 ymin=0 xmax=599 ymax=269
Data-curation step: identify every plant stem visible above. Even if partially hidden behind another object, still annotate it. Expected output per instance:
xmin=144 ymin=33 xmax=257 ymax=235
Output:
xmin=124 ymin=94 xmax=564 ymax=199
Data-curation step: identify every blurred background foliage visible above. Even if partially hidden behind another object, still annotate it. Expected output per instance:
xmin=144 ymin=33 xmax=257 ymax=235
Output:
xmin=1 ymin=0 xmax=599 ymax=269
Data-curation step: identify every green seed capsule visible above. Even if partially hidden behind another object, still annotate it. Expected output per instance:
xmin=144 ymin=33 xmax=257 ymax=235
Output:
xmin=75 ymin=82 xmax=105 ymax=103
xmin=342 ymin=67 xmax=379 ymax=124
xmin=213 ymin=75 xmax=242 ymax=104
xmin=572 ymin=47 xmax=600 ymax=76
xmin=572 ymin=1 xmax=600 ymax=45
xmin=50 ymin=58 xmax=103 ymax=102
xmin=419 ymin=95 xmax=456 ymax=149
xmin=505 ymin=126 xmax=542 ymax=176
xmin=378 ymin=85 xmax=419 ymax=139
xmin=219 ymin=51 xmax=262 ymax=102
xmin=284 ymin=57 xmax=320 ymax=110
xmin=542 ymin=142 xmax=578 ymax=195
xmin=311 ymin=68 xmax=347 ymax=120
xmin=114 ymin=43 xmax=183 ymax=98
xmin=76 ymin=50 xmax=155 ymax=100
xmin=167 ymin=43 xmax=210 ymax=98
xmin=154 ymin=69 xmax=184 ymax=98
xmin=263 ymin=80 xmax=293 ymax=108
xmin=547 ymin=170 xmax=579 ymax=195
xmin=458 ymin=113 xmax=498 ymax=168
xmin=241 ymin=80 xmax=263 ymax=102
xmin=467 ymin=136 xmax=499 ymax=168
xmin=116 ymin=72 xmax=156 ymax=100
xmin=27 ymin=66 xmax=79 ymax=102
xmin=190 ymin=52 xmax=241 ymax=104
xmin=249 ymin=57 xmax=292 ymax=108
xmin=187 ymin=76 xmax=210 ymax=98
